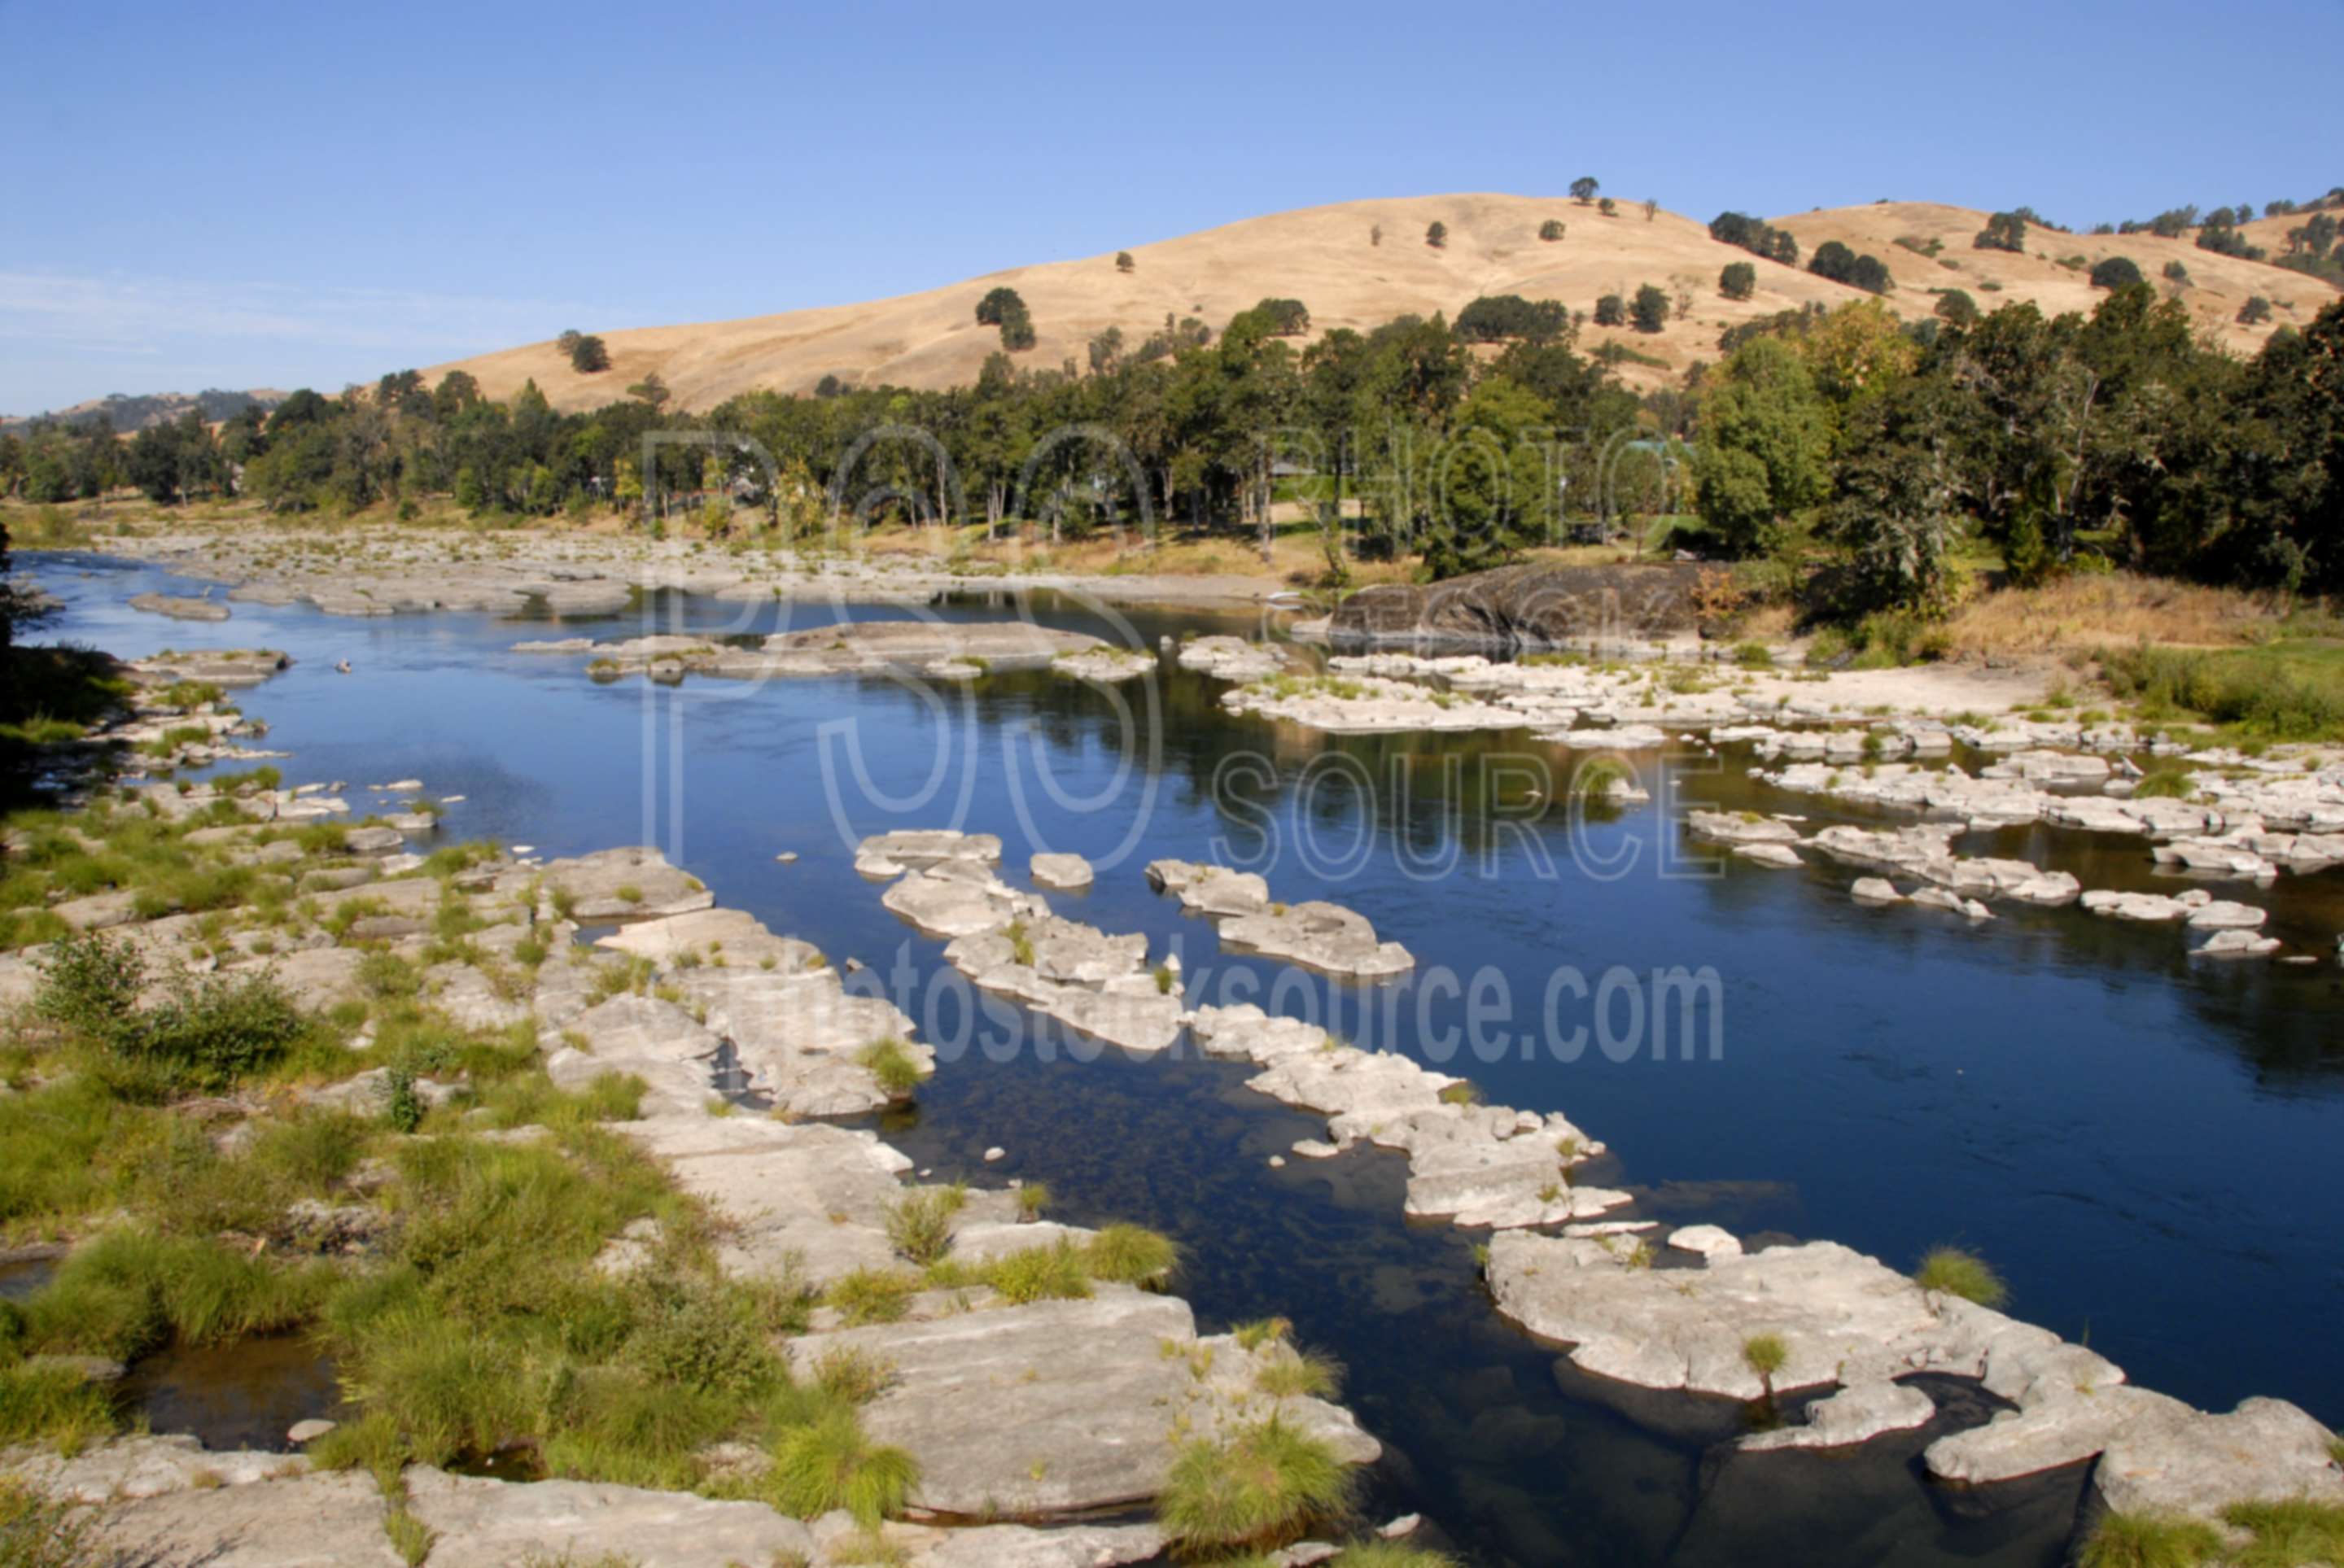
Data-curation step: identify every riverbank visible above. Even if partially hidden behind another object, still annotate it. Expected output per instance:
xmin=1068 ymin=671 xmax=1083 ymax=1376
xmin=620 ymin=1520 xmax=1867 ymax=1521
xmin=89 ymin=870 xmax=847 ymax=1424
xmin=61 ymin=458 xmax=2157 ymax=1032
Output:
xmin=0 ymin=683 xmax=1432 ymax=1565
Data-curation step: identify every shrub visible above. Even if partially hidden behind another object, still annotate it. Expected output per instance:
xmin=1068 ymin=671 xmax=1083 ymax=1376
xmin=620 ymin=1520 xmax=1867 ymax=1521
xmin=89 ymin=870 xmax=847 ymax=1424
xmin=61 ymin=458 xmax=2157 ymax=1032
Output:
xmin=622 ymin=1275 xmax=780 ymax=1396
xmin=883 ymin=1186 xmax=965 ymax=1265
xmin=1114 ymin=251 xmax=1135 ymax=273
xmin=1720 ymin=261 xmax=1756 ymax=301
xmin=1158 ymin=1418 xmax=1357 ymax=1554
xmin=1630 ymin=284 xmax=1670 ymax=333
xmin=1732 ymin=641 xmax=1773 ymax=669
xmin=1913 ymin=1246 xmax=2008 ymax=1308
xmin=1935 ymin=289 xmax=1979 ymax=325
xmin=767 ymin=1409 xmax=918 ymax=1524
xmin=32 ymin=930 xmax=143 ymax=1044
xmin=2238 ymin=295 xmax=2273 ymax=325
xmin=1593 ymin=295 xmax=1625 ymax=328
xmin=1537 ymin=219 xmax=1565 ymax=242
xmin=1423 ymin=221 xmax=1446 ymax=249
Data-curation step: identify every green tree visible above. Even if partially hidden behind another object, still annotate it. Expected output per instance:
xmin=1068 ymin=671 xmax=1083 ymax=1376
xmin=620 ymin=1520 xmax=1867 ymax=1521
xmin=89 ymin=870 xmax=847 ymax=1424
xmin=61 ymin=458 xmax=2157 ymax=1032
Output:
xmin=1720 ymin=261 xmax=1757 ymax=301
xmin=1821 ymin=378 xmax=1960 ymax=611
xmin=1538 ymin=219 xmax=1566 ymax=242
xmin=1935 ymin=289 xmax=1978 ymax=326
xmin=1642 ymin=197 xmax=1659 ymax=221
xmin=1631 ymin=284 xmax=1670 ymax=333
xmin=975 ymin=286 xmax=1026 ymax=326
xmin=1423 ymin=375 xmax=1559 ymax=579
xmin=1425 ymin=221 xmax=1447 ymax=249
xmin=999 ymin=303 xmax=1037 ymax=352
xmin=1593 ymin=295 xmax=1625 ymax=328
xmin=1570 ymin=176 xmax=1598 ymax=204
xmin=1974 ymin=211 xmax=2028 ymax=252
xmin=1114 ymin=251 xmax=1135 ymax=273
xmin=2238 ymin=295 xmax=2274 ymax=325
xmin=568 ymin=334 xmax=610 ymax=373
xmin=2088 ymin=256 xmax=2143 ymax=290
xmin=1598 ymin=197 xmax=1618 ymax=217
xmin=628 ymin=373 xmax=671 ymax=410
xmin=1690 ymin=335 xmax=1830 ymax=555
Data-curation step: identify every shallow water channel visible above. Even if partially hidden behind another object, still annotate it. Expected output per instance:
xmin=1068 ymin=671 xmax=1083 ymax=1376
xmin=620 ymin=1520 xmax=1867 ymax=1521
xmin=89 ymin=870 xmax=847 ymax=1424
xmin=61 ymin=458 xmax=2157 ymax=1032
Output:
xmin=26 ymin=550 xmax=2344 ymax=1566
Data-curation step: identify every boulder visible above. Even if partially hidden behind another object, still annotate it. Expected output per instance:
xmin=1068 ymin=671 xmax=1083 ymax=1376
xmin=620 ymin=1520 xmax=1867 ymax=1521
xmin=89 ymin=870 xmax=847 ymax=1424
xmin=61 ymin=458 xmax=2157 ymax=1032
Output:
xmin=404 ymin=1467 xmax=818 ymax=1566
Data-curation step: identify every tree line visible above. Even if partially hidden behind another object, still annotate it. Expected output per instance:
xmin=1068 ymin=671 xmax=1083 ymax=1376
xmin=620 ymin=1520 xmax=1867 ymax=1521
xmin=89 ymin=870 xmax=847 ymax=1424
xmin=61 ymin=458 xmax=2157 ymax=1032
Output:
xmin=4 ymin=283 xmax=2337 ymax=616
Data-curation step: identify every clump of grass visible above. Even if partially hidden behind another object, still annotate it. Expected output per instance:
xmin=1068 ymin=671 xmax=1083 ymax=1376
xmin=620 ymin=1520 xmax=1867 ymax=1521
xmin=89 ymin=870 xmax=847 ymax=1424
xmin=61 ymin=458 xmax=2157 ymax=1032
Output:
xmin=2131 ymin=767 xmax=2198 ymax=800
xmin=811 ymin=1347 xmax=895 ymax=1405
xmin=883 ymin=1186 xmax=965 ymax=1265
xmin=1913 ymin=1246 xmax=2009 ymax=1308
xmin=1332 ymin=1545 xmax=1463 ymax=1567
xmin=0 ymin=1362 xmax=120 ymax=1453
xmin=2220 ymin=1497 xmax=2344 ymax=1566
xmin=982 ymin=1241 xmax=1093 ymax=1304
xmin=1085 ymin=1224 xmax=1177 ymax=1286
xmin=855 ymin=1038 xmax=921 ymax=1100
xmin=766 ymin=1409 xmax=918 ymax=1525
xmin=383 ymin=1506 xmax=436 ymax=1567
xmin=1004 ymin=919 xmax=1035 ymax=967
xmin=1253 ymin=1344 xmax=1342 ymax=1402
xmin=23 ymin=1230 xmax=334 ymax=1361
xmin=1233 ymin=1317 xmax=1291 ymax=1352
xmin=1733 ymin=643 xmax=1774 ymax=669
xmin=0 ymin=1474 xmax=110 ymax=1561
xmin=1436 ymin=1081 xmax=1480 ymax=1107
xmin=1015 ymin=1183 xmax=1049 ymax=1221
xmin=823 ymin=1269 xmax=921 ymax=1326
xmin=1153 ymin=964 xmax=1175 ymax=995
xmin=2077 ymin=1511 xmax=2224 ymax=1568
xmin=1741 ymin=1332 xmax=1788 ymax=1403
xmin=1157 ymin=1417 xmax=1358 ymax=1555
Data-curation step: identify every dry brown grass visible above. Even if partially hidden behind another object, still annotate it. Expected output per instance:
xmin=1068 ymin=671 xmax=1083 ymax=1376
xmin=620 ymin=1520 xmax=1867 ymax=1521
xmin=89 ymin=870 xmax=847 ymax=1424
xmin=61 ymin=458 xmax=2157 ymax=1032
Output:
xmin=1939 ymin=574 xmax=2289 ymax=657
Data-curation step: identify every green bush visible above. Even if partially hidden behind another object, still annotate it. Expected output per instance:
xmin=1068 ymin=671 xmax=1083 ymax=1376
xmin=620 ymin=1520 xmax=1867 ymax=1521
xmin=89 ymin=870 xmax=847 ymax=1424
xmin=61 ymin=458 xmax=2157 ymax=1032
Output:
xmin=1913 ymin=1246 xmax=2008 ymax=1308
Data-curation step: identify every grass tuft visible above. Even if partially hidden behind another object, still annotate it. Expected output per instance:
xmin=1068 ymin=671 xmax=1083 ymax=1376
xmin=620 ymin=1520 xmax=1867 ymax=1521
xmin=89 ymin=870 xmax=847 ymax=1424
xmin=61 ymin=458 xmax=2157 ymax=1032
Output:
xmin=1158 ymin=1417 xmax=1358 ymax=1554
xmin=1913 ymin=1246 xmax=2009 ymax=1309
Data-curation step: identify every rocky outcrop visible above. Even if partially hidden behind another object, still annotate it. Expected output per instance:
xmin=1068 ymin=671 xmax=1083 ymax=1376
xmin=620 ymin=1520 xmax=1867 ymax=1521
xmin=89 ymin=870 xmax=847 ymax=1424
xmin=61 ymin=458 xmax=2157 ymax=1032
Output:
xmin=1484 ymin=1227 xmax=2342 ymax=1496
xmin=1327 ymin=561 xmax=1710 ymax=649
xmin=521 ymin=618 xmax=1112 ymax=682
xmin=129 ymin=591 xmax=231 ymax=621
xmin=1145 ymin=859 xmax=1413 ymax=978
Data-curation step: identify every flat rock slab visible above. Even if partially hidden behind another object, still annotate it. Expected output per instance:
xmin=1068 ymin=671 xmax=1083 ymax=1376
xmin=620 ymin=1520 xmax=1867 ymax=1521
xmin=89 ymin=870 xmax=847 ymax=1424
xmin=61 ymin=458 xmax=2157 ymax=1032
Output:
xmin=130 ymin=592 xmax=231 ymax=621
xmin=90 ymin=1470 xmax=396 ymax=1566
xmin=2088 ymin=1395 xmax=2344 ymax=1522
xmin=2 ymin=1434 xmax=306 ymax=1502
xmin=1030 ymin=851 xmax=1095 ymax=889
xmin=898 ymin=1520 xmax=1166 ymax=1566
xmin=1218 ymin=901 xmax=1414 ymax=979
xmin=405 ymin=1467 xmax=817 ymax=1566
xmin=540 ymin=846 xmax=713 ymax=923
xmin=786 ymin=1291 xmax=1198 ymax=1517
xmin=1741 ymin=1380 xmax=1936 ymax=1452
xmin=629 ymin=1114 xmax=909 ymax=1286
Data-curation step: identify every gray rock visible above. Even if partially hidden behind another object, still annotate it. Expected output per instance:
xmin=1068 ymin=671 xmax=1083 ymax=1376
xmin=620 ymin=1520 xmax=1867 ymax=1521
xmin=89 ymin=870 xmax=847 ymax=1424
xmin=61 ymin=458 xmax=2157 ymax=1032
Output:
xmin=129 ymin=592 xmax=231 ymax=622
xmin=1030 ymin=852 xmax=1095 ymax=890
xmin=1741 ymin=1379 xmax=1935 ymax=1452
xmin=404 ymin=1465 xmax=817 ymax=1566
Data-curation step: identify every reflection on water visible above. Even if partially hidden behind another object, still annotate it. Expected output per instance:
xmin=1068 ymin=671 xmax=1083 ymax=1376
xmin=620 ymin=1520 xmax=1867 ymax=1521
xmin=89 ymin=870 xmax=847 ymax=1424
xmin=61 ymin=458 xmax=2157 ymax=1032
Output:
xmin=25 ymin=553 xmax=2344 ymax=1566
xmin=117 ymin=1335 xmax=343 ymax=1453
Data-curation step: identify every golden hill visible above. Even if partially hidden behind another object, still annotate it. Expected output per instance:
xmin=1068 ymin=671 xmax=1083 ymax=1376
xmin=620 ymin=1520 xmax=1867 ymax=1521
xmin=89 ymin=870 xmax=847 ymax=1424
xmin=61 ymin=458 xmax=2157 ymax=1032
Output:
xmin=427 ymin=194 xmax=2339 ymax=412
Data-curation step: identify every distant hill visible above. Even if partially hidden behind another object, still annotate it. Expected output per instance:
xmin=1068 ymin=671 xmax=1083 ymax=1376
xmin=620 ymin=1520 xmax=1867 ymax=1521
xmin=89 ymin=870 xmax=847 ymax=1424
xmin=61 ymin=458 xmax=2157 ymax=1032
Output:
xmin=0 ymin=388 xmax=286 ymax=435
xmin=422 ymin=192 xmax=2342 ymax=413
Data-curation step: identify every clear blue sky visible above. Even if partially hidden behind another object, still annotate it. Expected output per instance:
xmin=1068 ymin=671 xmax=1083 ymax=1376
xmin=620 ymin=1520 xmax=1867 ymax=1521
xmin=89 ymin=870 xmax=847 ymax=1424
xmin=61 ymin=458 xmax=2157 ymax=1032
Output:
xmin=3 ymin=0 xmax=2337 ymax=414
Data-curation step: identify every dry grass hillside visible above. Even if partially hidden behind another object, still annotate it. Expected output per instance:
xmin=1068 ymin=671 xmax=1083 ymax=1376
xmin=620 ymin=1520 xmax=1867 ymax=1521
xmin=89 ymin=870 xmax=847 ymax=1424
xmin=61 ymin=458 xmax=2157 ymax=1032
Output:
xmin=428 ymin=194 xmax=2340 ymax=413
xmin=1771 ymin=200 xmax=2333 ymax=353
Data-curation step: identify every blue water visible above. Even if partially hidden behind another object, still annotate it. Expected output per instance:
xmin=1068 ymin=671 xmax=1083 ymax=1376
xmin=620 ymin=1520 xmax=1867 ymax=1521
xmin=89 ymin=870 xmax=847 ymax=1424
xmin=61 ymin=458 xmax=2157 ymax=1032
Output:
xmin=24 ymin=549 xmax=2344 ymax=1566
